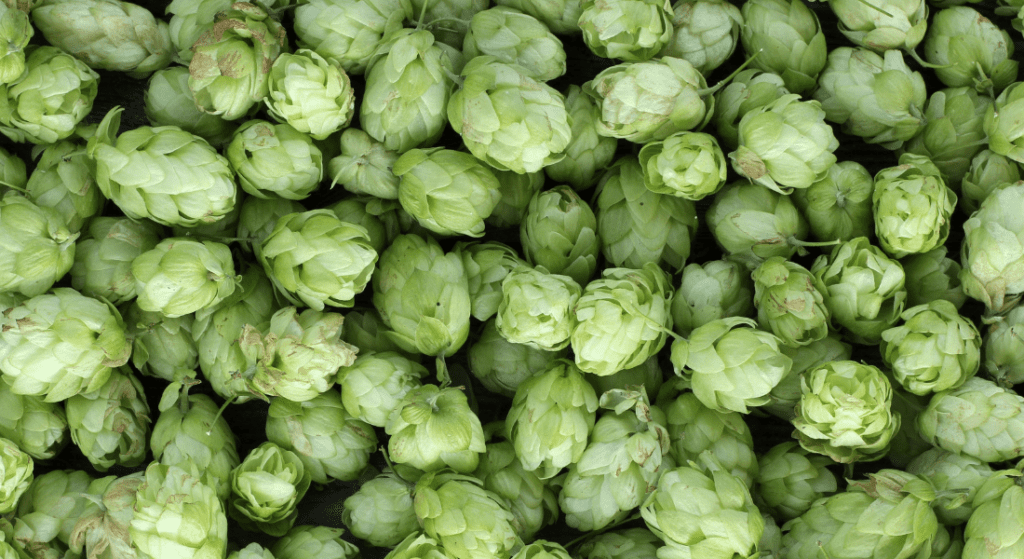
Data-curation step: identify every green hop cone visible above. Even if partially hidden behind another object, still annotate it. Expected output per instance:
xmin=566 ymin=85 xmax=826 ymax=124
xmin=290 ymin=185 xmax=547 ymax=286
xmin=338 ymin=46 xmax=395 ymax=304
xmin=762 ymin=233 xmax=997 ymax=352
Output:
xmin=0 ymin=437 xmax=31 ymax=515
xmin=337 ymin=351 xmax=427 ymax=428
xmin=342 ymin=469 xmax=418 ymax=547
xmin=901 ymin=87 xmax=992 ymax=186
xmin=907 ymin=448 xmax=992 ymax=526
xmin=790 ymin=160 xmax=874 ymax=243
xmin=487 ymin=167 xmax=545 ymax=229
xmin=496 ymin=266 xmax=581 ymax=352
xmin=585 ymin=57 xmax=712 ymax=144
xmin=571 ymin=263 xmax=674 ymax=377
xmin=640 ymin=454 xmax=763 ymax=559
xmin=230 ymin=543 xmax=275 ymax=559
xmin=187 ymin=3 xmax=288 ymax=121
xmin=24 ymin=140 xmax=103 ymax=234
xmin=410 ymin=0 xmax=488 ymax=48
xmin=227 ymin=120 xmax=324 ymax=201
xmin=273 ymin=526 xmax=359 ymax=559
xmin=577 ymin=0 xmax=673 ymax=62
xmin=414 ymin=470 xmax=519 ymax=559
xmin=670 ymin=258 xmax=754 ymax=338
xmin=595 ymin=156 xmax=698 ymax=272
xmin=494 ymin=0 xmax=582 ymax=34
xmin=339 ymin=307 xmax=410 ymax=356
xmin=730 ymin=93 xmax=839 ymax=195
xmin=765 ymin=334 xmax=852 ymax=421
xmin=469 ymin=319 xmax=566 ymax=397
xmin=373 ymin=233 xmax=471 ymax=358
xmin=385 ymin=384 xmax=486 ymax=473
xmin=237 ymin=197 xmax=307 ymax=256
xmin=660 ymin=390 xmax=758 ymax=489
xmin=739 ymin=0 xmax=826 ymax=94
xmin=901 ymin=246 xmax=967 ymax=310
xmin=505 ymin=359 xmax=598 ymax=479
xmin=229 ymin=442 xmax=312 ymax=536
xmin=132 ymin=238 xmax=238 ymax=318
xmin=712 ymin=69 xmax=789 ymax=151
xmin=151 ymin=390 xmax=240 ymax=501
xmin=166 ymin=0 xmax=232 ymax=63
xmin=0 ymin=194 xmax=77 ymax=297
xmin=259 ymin=210 xmax=378 ymax=311
xmin=576 ymin=528 xmax=662 ymax=559
xmin=14 ymin=469 xmax=107 ymax=559
xmin=705 ymin=181 xmax=812 ymax=271
xmin=559 ymin=389 xmax=671 ymax=532
xmin=266 ymin=392 xmax=378 ymax=484
xmin=474 ymin=432 xmax=559 ymax=541
xmin=266 ymin=49 xmax=356 ymax=141
xmin=828 ymin=0 xmax=927 ymax=52
xmin=330 ymin=197 xmax=393 ymax=255
xmin=985 ymin=305 xmax=1024 ymax=386
xmin=960 ymin=151 xmax=1021 ymax=216
xmin=0 ymin=288 xmax=130 ymax=402
xmin=31 ymin=0 xmax=173 ymax=78
xmin=959 ymin=182 xmax=1024 ymax=313
xmin=755 ymin=441 xmax=837 ymax=521
xmin=659 ymin=0 xmax=742 ymax=75
xmin=751 ymin=257 xmax=830 ymax=348
xmin=0 ymin=379 xmax=68 ymax=460
xmin=395 ymin=148 xmax=502 ymax=238
xmin=328 ymin=128 xmax=401 ymax=200
xmin=813 ymin=47 xmax=927 ymax=150
xmin=362 ymin=29 xmax=461 ymax=154
xmin=448 ymin=57 xmax=571 ymax=174
xmin=983 ymin=82 xmax=1024 ymax=165
xmin=781 ymin=470 xmax=939 ymax=559
xmin=923 ymin=6 xmax=1018 ymax=95
xmin=811 ymin=236 xmax=908 ymax=345
xmin=68 ymin=472 xmax=144 ymax=559
xmin=918 ymin=377 xmax=1024 ymax=463
xmin=87 ymin=107 xmax=238 ymax=228
xmin=66 ymin=368 xmax=150 ymax=472
xmin=544 ymin=85 xmax=618 ymax=191
xmin=963 ymin=463 xmax=1024 ymax=559
xmin=639 ymin=131 xmax=727 ymax=201
xmin=670 ymin=317 xmax=792 ymax=414
xmin=520 ymin=185 xmax=600 ymax=286
xmin=144 ymin=66 xmax=236 ymax=147
xmin=240 ymin=306 xmax=358 ymax=402
xmin=880 ymin=300 xmax=981 ymax=396
xmin=130 ymin=463 xmax=228 ymax=559
xmin=294 ymin=0 xmax=413 ymax=75
xmin=0 ymin=45 xmax=99 ymax=144
xmin=125 ymin=303 xmax=198 ymax=383
xmin=872 ymin=153 xmax=957 ymax=259
xmin=463 ymin=7 xmax=566 ymax=82
xmin=0 ymin=3 xmax=30 ymax=85
xmin=791 ymin=360 xmax=900 ymax=463
xmin=70 ymin=217 xmax=162 ymax=305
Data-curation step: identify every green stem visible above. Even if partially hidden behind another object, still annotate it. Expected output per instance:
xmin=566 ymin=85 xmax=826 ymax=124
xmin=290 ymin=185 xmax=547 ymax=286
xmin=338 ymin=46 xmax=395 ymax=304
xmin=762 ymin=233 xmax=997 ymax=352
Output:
xmin=906 ymin=48 xmax=948 ymax=70
xmin=207 ymin=394 xmax=236 ymax=436
xmin=0 ymin=179 xmax=27 ymax=192
xmin=788 ymin=236 xmax=841 ymax=249
xmin=853 ymin=0 xmax=892 ymax=18
xmin=436 ymin=354 xmax=451 ymax=387
xmin=414 ymin=0 xmax=432 ymax=30
xmin=698 ymin=50 xmax=763 ymax=97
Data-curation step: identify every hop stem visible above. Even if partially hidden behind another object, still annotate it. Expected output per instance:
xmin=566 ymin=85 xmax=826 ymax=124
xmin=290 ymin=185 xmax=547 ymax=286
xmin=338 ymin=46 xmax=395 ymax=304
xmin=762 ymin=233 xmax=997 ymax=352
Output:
xmin=699 ymin=50 xmax=763 ymax=97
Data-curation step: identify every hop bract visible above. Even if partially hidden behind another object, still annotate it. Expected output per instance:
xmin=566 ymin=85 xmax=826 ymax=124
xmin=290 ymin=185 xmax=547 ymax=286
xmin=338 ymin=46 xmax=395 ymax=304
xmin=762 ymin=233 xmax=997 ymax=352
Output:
xmin=494 ymin=0 xmax=582 ymax=34
xmin=881 ymin=300 xmax=981 ymax=396
xmin=765 ymin=334 xmax=853 ymax=421
xmin=790 ymin=160 xmax=874 ymax=243
xmin=488 ymin=167 xmax=546 ymax=229
xmin=670 ymin=258 xmax=754 ymax=337
xmin=496 ymin=266 xmax=581 ymax=352
xmin=576 ymin=528 xmax=661 ymax=559
xmin=739 ymin=0 xmax=826 ymax=94
xmin=902 ymin=246 xmax=966 ymax=310
xmin=0 ymin=380 xmax=68 ymax=460
xmin=872 ymin=153 xmax=957 ymax=258
xmin=0 ymin=194 xmax=77 ymax=298
xmin=918 ymin=377 xmax=1024 ymax=463
xmin=67 ymin=471 xmax=144 ymax=559
xmin=267 ymin=49 xmax=356 ymax=141
xmin=792 ymin=360 xmax=900 ymax=463
xmin=294 ymin=0 xmax=413 ymax=75
xmin=963 ymin=462 xmax=1024 ymax=558
xmin=571 ymin=263 xmax=673 ymax=377
xmin=544 ymin=85 xmax=618 ymax=190
xmin=31 ymin=0 xmax=173 ymax=77
xmin=577 ymin=0 xmax=673 ymax=62
xmin=129 ymin=463 xmax=228 ymax=559
xmin=924 ymin=6 xmax=1018 ymax=95
xmin=907 ymin=448 xmax=992 ymax=526
xmin=464 ymin=7 xmax=566 ymax=82
xmin=828 ymin=0 xmax=927 ymax=53
xmin=520 ymin=185 xmax=600 ymax=286
xmin=985 ymin=305 xmax=1024 ymax=387
xmin=959 ymin=182 xmax=1024 ymax=313
xmin=639 ymin=131 xmax=727 ymax=201
xmin=227 ymin=120 xmax=324 ymax=200
xmin=751 ymin=257 xmax=830 ymax=348
xmin=273 ymin=525 xmax=360 ymax=559
xmin=0 ymin=437 xmax=31 ymax=515
xmin=385 ymin=384 xmax=486 ymax=473
xmin=229 ymin=442 xmax=312 ymax=536
xmin=395 ymin=148 xmax=502 ymax=238
xmin=448 ymin=56 xmax=572 ymax=174
xmin=70 ymin=217 xmax=162 ymax=305
xmin=0 ymin=4 xmax=31 ymax=85
xmin=659 ymin=0 xmax=742 ymax=75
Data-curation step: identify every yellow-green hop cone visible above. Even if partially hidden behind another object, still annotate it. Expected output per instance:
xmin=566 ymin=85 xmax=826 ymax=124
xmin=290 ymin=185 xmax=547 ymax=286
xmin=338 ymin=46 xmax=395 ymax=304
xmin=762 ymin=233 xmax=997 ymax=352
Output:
xmin=791 ymin=360 xmax=900 ymax=463
xmin=984 ymin=305 xmax=1024 ymax=387
xmin=166 ymin=0 xmax=233 ymax=63
xmin=395 ymin=149 xmax=501 ymax=238
xmin=230 ymin=543 xmax=275 ymax=559
xmin=0 ymin=4 xmax=30 ymax=85
xmin=544 ymin=85 xmax=617 ymax=191
xmin=959 ymin=182 xmax=1024 ymax=314
xmin=790 ymin=160 xmax=874 ymax=244
xmin=510 ymin=541 xmax=571 ymax=559
xmin=24 ymin=140 xmax=103 ymax=234
xmin=659 ymin=0 xmax=742 ymax=76
xmin=70 ymin=217 xmax=162 ymax=306
xmin=766 ymin=334 xmax=852 ymax=421
xmin=828 ymin=0 xmax=927 ymax=53
xmin=414 ymin=470 xmax=519 ymax=559
xmin=881 ymin=300 xmax=981 ymax=396
xmin=267 ymin=49 xmax=356 ymax=141
xmin=670 ymin=259 xmax=753 ymax=338
xmin=342 ymin=469 xmax=418 ymax=547
xmin=639 ymin=131 xmax=727 ymax=201
xmin=448 ymin=57 xmax=571 ymax=174
xmin=87 ymin=107 xmax=238 ymax=228
xmin=14 ymin=469 xmax=107 ymax=559
xmin=386 ymin=384 xmax=486 ymax=474
xmin=125 ymin=302 xmax=198 ymax=383
xmin=0 ymin=288 xmax=130 ymax=402
xmin=712 ymin=69 xmax=789 ymax=151
xmin=585 ymin=57 xmax=711 ymax=144
xmin=570 ymin=263 xmax=673 ymax=377
xmin=0 ymin=46 xmax=99 ymax=144
xmin=0 ymin=379 xmax=67 ymax=461
xmin=362 ymin=29 xmax=461 ymax=154
xmin=640 ymin=453 xmax=763 ymax=559
xmin=496 ymin=266 xmax=581 ymax=352
xmin=960 ymin=151 xmax=1020 ymax=216
xmin=329 ymin=128 xmax=401 ymax=200
xmin=66 ymin=368 xmax=150 ymax=472
xmin=474 ymin=430 xmax=559 ymax=541
xmin=907 ymin=448 xmax=992 ymax=526
xmin=469 ymin=319 xmax=566 ymax=398
xmin=872 ymin=153 xmax=957 ymax=259
xmin=229 ymin=442 xmax=312 ymax=537
xmin=924 ymin=6 xmax=1018 ymax=95
xmin=902 ymin=247 xmax=966 ymax=311
xmin=337 ymin=351 xmax=426 ymax=428
xmin=132 ymin=238 xmax=238 ymax=318
xmin=493 ymin=0 xmax=582 ymax=34
xmin=781 ymin=470 xmax=939 ymax=559
xmin=457 ymin=241 xmax=526 ymax=322
xmin=464 ymin=7 xmax=566 ymax=81
xmin=984 ymin=82 xmax=1024 ymax=166
xmin=751 ymin=257 xmax=830 ymax=348
xmin=187 ymin=2 xmax=287 ymax=121
xmin=130 ymin=463 xmax=227 ymax=559
xmin=227 ymin=120 xmax=324 ymax=201
xmin=0 ymin=194 xmax=77 ymax=297
xmin=918 ymin=377 xmax=1024 ymax=463
xmin=576 ymin=528 xmax=662 ymax=559
xmin=505 ymin=359 xmax=598 ymax=479
xmin=274 ymin=526 xmax=359 ymax=559
xmin=68 ymin=472 xmax=144 ymax=559
xmin=144 ymin=66 xmax=237 ymax=147
xmin=373 ymin=233 xmax=470 ymax=358
xmin=577 ymin=0 xmax=673 ymax=62
xmin=963 ymin=463 xmax=1024 ymax=559
xmin=294 ymin=0 xmax=413 ymax=75
xmin=755 ymin=441 xmax=837 ymax=521
xmin=31 ymin=0 xmax=173 ymax=78
xmin=706 ymin=181 xmax=811 ymax=271
xmin=900 ymin=87 xmax=991 ymax=186
xmin=739 ymin=0 xmax=825 ymax=95
xmin=0 ymin=437 xmax=31 ymax=514
xmin=520 ymin=185 xmax=600 ymax=286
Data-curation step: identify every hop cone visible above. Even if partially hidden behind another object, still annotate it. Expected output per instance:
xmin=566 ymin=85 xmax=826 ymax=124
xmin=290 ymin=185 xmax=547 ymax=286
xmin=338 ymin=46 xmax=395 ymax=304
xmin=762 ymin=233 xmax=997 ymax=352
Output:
xmin=395 ymin=148 xmax=502 ymax=238
xmin=266 ymin=49 xmax=356 ymax=141
xmin=66 ymin=368 xmax=150 ymax=472
xmin=577 ymin=0 xmax=674 ymax=62
xmin=294 ymin=0 xmax=413 ymax=75
xmin=918 ymin=377 xmax=1024 ymax=463
xmin=0 ymin=194 xmax=77 ymax=297
xmin=67 ymin=472 xmax=143 ymax=559
xmin=0 ymin=379 xmax=67 ymax=460
xmin=901 ymin=246 xmax=966 ymax=311
xmin=907 ymin=448 xmax=992 ymax=526
xmin=756 ymin=441 xmax=837 ymax=521
xmin=273 ymin=525 xmax=359 ymax=559
xmin=661 ymin=390 xmax=758 ymax=488
xmin=337 ymin=351 xmax=427 ymax=428
xmin=414 ymin=470 xmax=519 ymax=559
xmin=790 ymin=160 xmax=874 ymax=244
xmin=342 ymin=469 xmax=418 ymax=547
xmin=670 ymin=258 xmax=754 ymax=338
xmin=228 ymin=442 xmax=312 ymax=536
xmin=474 ymin=434 xmax=559 ymax=541
xmin=751 ymin=257 xmax=830 ymax=348
xmin=706 ymin=181 xmax=811 ymax=271
xmin=520 ymin=185 xmax=600 ymax=286
xmin=129 ymin=463 xmax=228 ymax=559
xmin=544 ymin=85 xmax=618 ymax=190
xmin=70 ymin=217 xmax=162 ymax=305
xmin=739 ymin=0 xmax=826 ymax=94
xmin=132 ymin=237 xmax=239 ymax=318
xmin=469 ymin=319 xmax=566 ymax=398
xmin=463 ymin=7 xmax=566 ymax=82
xmin=959 ymin=181 xmax=1024 ymax=314
xmin=0 ymin=437 xmax=31 ymax=515
xmin=963 ymin=464 xmax=1024 ymax=559
xmin=24 ymin=140 xmax=103 ymax=234
xmin=872 ymin=154 xmax=957 ymax=259
xmin=144 ymin=65 xmax=236 ymax=147
xmin=659 ymin=0 xmax=742 ymax=76
xmin=385 ymin=384 xmax=486 ymax=474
